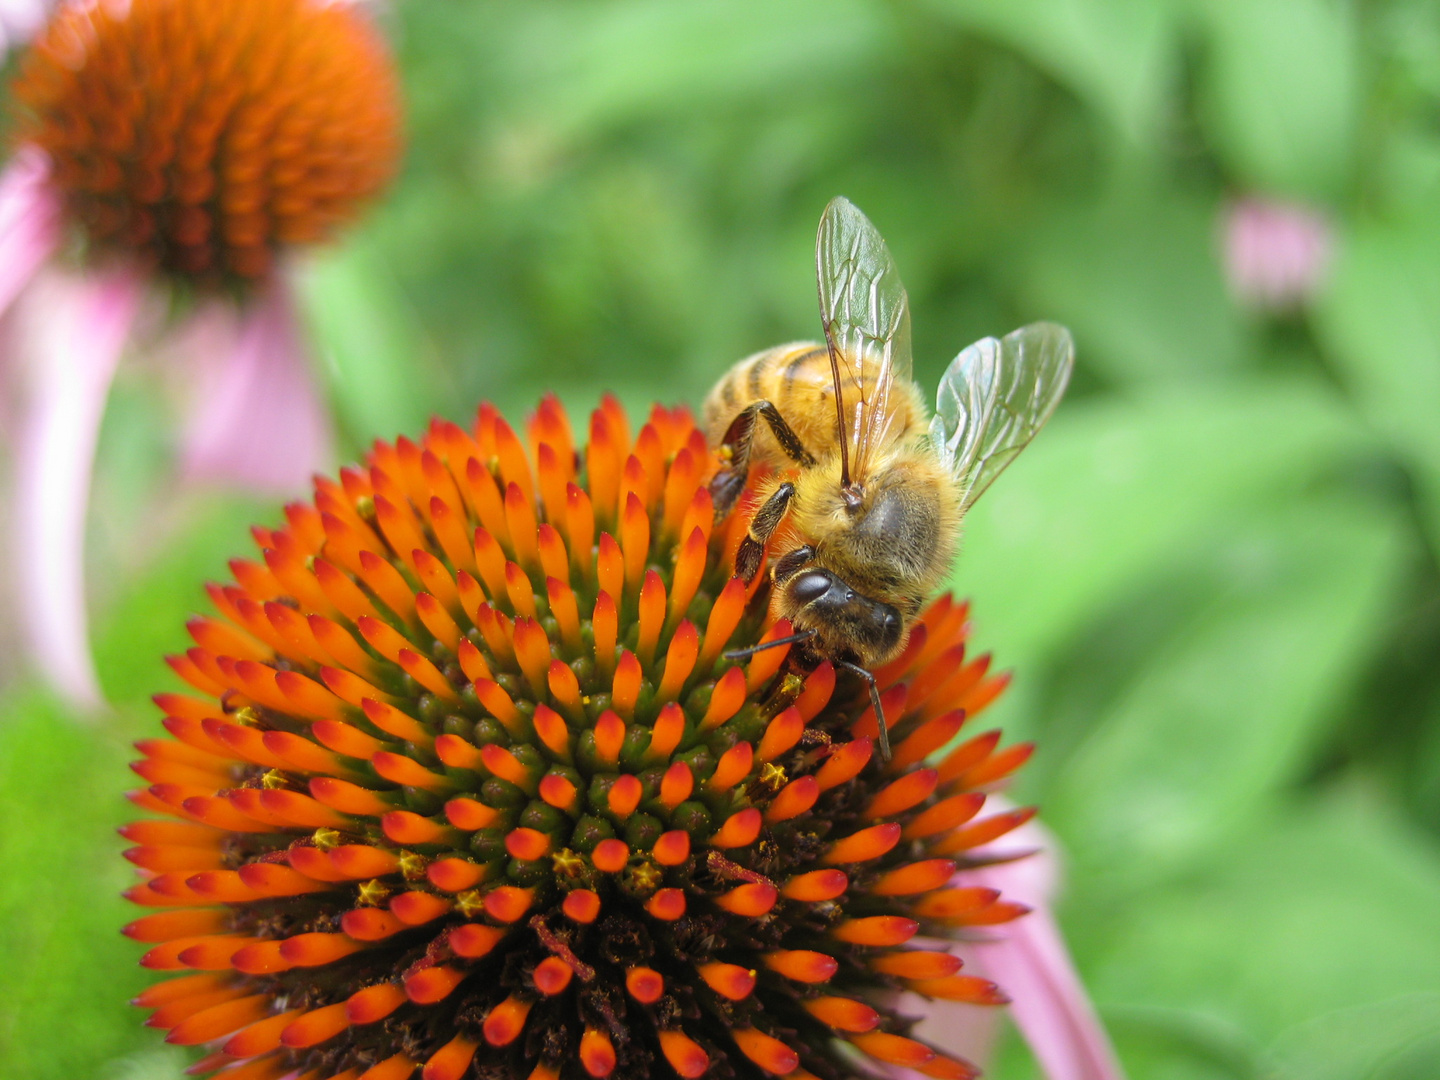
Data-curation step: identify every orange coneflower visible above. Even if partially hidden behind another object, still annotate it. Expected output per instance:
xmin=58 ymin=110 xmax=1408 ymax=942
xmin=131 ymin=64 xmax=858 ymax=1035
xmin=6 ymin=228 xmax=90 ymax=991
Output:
xmin=0 ymin=0 xmax=402 ymax=705
xmin=118 ymin=395 xmax=1119 ymax=1080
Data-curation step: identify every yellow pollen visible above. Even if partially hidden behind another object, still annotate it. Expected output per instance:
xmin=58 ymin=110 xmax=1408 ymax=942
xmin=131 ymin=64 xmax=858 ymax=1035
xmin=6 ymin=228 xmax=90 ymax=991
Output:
xmin=624 ymin=859 xmax=664 ymax=896
xmin=454 ymin=889 xmax=485 ymax=918
xmin=356 ymin=879 xmax=390 ymax=907
xmin=552 ymin=848 xmax=588 ymax=880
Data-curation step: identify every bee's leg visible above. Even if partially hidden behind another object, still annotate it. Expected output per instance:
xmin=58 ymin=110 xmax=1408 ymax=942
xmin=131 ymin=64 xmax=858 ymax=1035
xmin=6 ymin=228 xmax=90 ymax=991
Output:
xmin=735 ymin=482 xmax=795 ymax=583
xmin=722 ymin=628 xmax=817 ymax=661
xmin=770 ymin=544 xmax=816 ymax=585
xmin=753 ymin=402 xmax=818 ymax=468
xmin=836 ymin=660 xmax=890 ymax=763
xmin=711 ymin=401 xmax=816 ymax=518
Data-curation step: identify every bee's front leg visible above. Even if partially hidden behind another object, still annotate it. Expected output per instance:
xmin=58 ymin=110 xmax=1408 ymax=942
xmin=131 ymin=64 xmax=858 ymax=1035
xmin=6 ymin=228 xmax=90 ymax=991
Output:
xmin=735 ymin=482 xmax=796 ymax=583
xmin=770 ymin=544 xmax=817 ymax=585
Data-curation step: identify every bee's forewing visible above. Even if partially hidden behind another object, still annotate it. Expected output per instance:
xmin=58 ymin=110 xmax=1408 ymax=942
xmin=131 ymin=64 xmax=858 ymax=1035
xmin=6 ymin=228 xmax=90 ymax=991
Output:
xmin=815 ymin=196 xmax=913 ymax=482
xmin=930 ymin=321 xmax=1074 ymax=509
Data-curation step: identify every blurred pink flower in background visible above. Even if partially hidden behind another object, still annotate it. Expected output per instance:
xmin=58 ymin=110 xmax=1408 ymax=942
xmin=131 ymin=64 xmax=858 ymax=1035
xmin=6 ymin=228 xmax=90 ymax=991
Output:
xmin=1222 ymin=196 xmax=1335 ymax=311
xmin=0 ymin=0 xmax=47 ymax=59
xmin=0 ymin=0 xmax=402 ymax=708
xmin=1 ymin=154 xmax=334 ymax=706
xmin=171 ymin=280 xmax=333 ymax=494
xmin=892 ymin=810 xmax=1126 ymax=1080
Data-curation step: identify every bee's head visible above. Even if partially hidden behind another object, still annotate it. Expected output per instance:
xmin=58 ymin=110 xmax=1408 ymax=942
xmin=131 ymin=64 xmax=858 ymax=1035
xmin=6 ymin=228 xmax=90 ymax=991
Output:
xmin=782 ymin=566 xmax=905 ymax=666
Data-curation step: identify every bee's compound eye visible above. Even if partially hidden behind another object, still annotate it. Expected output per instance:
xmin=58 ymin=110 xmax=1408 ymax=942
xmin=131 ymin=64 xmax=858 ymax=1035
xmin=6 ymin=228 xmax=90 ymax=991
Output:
xmin=878 ymin=606 xmax=902 ymax=645
xmin=790 ymin=570 xmax=833 ymax=605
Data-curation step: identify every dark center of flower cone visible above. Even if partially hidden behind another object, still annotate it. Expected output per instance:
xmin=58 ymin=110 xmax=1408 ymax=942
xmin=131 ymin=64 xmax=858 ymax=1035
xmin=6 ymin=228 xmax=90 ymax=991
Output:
xmin=12 ymin=0 xmax=401 ymax=282
xmin=123 ymin=396 xmax=1036 ymax=1080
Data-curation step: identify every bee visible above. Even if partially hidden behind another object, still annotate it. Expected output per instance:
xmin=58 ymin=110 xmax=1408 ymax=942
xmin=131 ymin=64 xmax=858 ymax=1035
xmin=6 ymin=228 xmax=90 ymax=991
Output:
xmin=705 ymin=197 xmax=1074 ymax=759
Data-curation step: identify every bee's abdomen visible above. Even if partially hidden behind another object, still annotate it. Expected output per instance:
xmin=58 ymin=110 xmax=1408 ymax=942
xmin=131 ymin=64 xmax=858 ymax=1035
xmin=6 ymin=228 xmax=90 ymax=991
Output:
xmin=703 ymin=342 xmax=835 ymax=465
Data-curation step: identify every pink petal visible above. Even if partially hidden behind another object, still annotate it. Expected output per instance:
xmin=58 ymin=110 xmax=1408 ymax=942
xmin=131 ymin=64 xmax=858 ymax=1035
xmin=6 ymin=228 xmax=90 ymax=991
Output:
xmin=12 ymin=268 xmax=144 ymax=708
xmin=0 ymin=0 xmax=50 ymax=63
xmin=877 ymin=810 xmax=1122 ymax=1080
xmin=177 ymin=276 xmax=332 ymax=493
xmin=885 ymin=973 xmax=1001 ymax=1078
xmin=0 ymin=147 xmax=61 ymax=321
xmin=958 ymin=815 xmax=1125 ymax=1080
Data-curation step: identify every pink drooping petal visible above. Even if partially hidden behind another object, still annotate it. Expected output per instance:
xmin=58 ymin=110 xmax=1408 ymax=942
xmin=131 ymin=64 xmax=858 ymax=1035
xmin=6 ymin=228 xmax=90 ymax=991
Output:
xmin=1222 ymin=196 xmax=1333 ymax=310
xmin=879 ymin=811 xmax=1123 ymax=1080
xmin=963 ymin=816 xmax=1124 ymax=1080
xmin=0 ymin=147 xmax=61 ymax=322
xmin=12 ymin=268 xmax=144 ymax=708
xmin=0 ymin=0 xmax=50 ymax=63
xmin=177 ymin=276 xmax=332 ymax=493
xmin=884 ymin=972 xmax=1001 ymax=1079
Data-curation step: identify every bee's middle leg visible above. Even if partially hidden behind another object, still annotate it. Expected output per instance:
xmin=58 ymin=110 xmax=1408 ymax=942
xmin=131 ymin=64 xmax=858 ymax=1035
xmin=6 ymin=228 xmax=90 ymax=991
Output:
xmin=711 ymin=401 xmax=816 ymax=518
xmin=735 ymin=482 xmax=796 ymax=583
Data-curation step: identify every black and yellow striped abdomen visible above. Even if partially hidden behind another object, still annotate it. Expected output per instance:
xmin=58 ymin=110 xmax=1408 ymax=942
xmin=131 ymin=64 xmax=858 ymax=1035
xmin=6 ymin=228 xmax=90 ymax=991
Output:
xmin=703 ymin=342 xmax=926 ymax=472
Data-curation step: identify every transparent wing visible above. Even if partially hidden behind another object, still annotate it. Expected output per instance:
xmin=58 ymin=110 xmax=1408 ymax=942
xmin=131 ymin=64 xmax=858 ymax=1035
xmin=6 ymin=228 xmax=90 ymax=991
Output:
xmin=930 ymin=322 xmax=1074 ymax=509
xmin=816 ymin=196 xmax=913 ymax=484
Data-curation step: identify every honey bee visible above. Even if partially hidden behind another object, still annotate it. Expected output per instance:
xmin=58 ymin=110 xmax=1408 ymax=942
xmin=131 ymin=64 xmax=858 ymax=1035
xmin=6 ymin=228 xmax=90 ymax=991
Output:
xmin=705 ymin=197 xmax=1074 ymax=758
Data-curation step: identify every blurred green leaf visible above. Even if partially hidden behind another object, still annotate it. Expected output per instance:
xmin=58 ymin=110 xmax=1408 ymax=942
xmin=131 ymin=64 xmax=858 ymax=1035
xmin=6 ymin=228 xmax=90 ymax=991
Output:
xmin=1098 ymin=1008 xmax=1259 ymax=1080
xmin=1312 ymin=211 xmax=1440 ymax=553
xmin=1370 ymin=4 xmax=1440 ymax=210
xmin=90 ymin=375 xmax=181 ymax=599
xmin=1085 ymin=789 xmax=1440 ymax=1045
xmin=1012 ymin=181 xmax=1247 ymax=384
xmin=1192 ymin=0 xmax=1359 ymax=198
xmin=1266 ymin=994 xmax=1440 ymax=1080
xmin=295 ymin=236 xmax=448 ymax=448
xmin=920 ymin=0 xmax=1177 ymax=147
xmin=1048 ymin=498 xmax=1405 ymax=877
xmin=500 ymin=0 xmax=893 ymax=142
xmin=0 ymin=502 xmax=274 ymax=1077
xmin=991 ymin=1000 xmax=1259 ymax=1079
xmin=103 ymin=1047 xmax=193 ymax=1080
xmin=1376 ymin=128 xmax=1440 ymax=214
xmin=0 ymin=692 xmax=158 ymax=1080
xmin=1375 ymin=1032 xmax=1440 ymax=1080
xmin=92 ymin=495 xmax=268 ymax=708
xmin=955 ymin=376 xmax=1372 ymax=676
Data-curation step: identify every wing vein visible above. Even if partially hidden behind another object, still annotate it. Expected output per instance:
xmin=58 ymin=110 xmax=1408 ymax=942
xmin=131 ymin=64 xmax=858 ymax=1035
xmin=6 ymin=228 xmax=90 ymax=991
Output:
xmin=814 ymin=197 xmax=913 ymax=487
xmin=930 ymin=322 xmax=1074 ymax=509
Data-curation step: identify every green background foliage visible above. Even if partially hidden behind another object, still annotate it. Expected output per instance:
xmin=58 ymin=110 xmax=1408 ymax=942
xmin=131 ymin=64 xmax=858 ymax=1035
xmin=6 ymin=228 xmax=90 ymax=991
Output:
xmin=6 ymin=0 xmax=1440 ymax=1076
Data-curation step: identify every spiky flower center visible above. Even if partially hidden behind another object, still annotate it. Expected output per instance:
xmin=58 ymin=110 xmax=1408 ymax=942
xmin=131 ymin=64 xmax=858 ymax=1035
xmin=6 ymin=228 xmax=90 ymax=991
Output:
xmin=124 ymin=397 xmax=1034 ymax=1080
xmin=12 ymin=0 xmax=401 ymax=281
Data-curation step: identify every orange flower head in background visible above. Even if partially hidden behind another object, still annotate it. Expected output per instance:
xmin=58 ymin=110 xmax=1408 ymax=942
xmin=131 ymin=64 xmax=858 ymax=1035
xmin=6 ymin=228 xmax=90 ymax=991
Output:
xmin=0 ymin=0 xmax=403 ymax=710
xmin=12 ymin=0 xmax=401 ymax=282
xmin=122 ymin=397 xmax=1037 ymax=1080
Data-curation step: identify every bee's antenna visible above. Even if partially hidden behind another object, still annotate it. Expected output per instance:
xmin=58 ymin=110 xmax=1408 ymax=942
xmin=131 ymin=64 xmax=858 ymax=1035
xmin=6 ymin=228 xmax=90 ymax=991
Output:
xmin=722 ymin=629 xmax=817 ymax=661
xmin=837 ymin=660 xmax=890 ymax=763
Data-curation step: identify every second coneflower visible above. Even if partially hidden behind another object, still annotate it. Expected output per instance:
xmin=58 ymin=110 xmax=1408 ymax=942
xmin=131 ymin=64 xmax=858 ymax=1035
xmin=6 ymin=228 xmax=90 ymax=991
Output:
xmin=123 ymin=396 xmax=1048 ymax=1080
xmin=1 ymin=0 xmax=402 ymax=705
